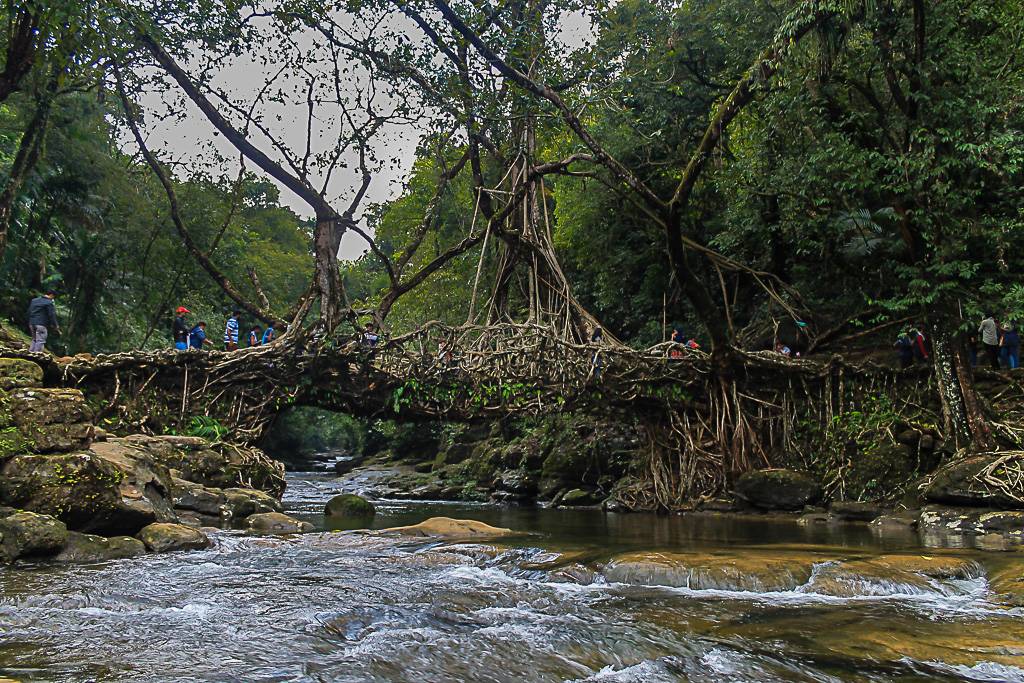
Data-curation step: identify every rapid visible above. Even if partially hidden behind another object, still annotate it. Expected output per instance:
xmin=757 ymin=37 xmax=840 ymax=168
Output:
xmin=1 ymin=473 xmax=1022 ymax=682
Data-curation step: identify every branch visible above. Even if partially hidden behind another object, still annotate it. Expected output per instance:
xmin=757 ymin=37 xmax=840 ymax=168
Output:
xmin=114 ymin=65 xmax=282 ymax=327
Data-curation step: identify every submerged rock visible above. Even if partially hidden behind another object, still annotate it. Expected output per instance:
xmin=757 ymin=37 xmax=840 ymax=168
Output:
xmin=733 ymin=468 xmax=821 ymax=511
xmin=137 ymin=522 xmax=212 ymax=553
xmin=925 ymin=455 xmax=1024 ymax=509
xmin=325 ymin=493 xmax=375 ymax=517
xmin=0 ymin=510 xmax=67 ymax=560
xmin=55 ymin=531 xmax=146 ymax=563
xmin=245 ymin=512 xmax=313 ymax=535
xmin=382 ymin=517 xmax=520 ymax=539
xmin=601 ymin=550 xmax=822 ymax=592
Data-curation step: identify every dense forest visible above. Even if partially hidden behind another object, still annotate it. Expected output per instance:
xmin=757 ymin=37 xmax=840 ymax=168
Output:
xmin=0 ymin=1 xmax=1022 ymax=468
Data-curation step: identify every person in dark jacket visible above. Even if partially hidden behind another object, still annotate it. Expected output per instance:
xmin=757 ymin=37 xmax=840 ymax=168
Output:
xmin=894 ymin=330 xmax=915 ymax=369
xmin=173 ymin=306 xmax=191 ymax=350
xmin=27 ymin=290 xmax=59 ymax=353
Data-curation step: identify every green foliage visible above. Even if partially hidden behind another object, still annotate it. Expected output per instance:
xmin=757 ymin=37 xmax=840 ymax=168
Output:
xmin=184 ymin=415 xmax=230 ymax=443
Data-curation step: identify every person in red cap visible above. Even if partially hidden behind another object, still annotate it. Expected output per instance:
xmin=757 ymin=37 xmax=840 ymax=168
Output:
xmin=173 ymin=306 xmax=191 ymax=350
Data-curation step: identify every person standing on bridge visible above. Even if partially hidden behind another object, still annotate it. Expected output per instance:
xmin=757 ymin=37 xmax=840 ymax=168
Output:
xmin=189 ymin=321 xmax=214 ymax=350
xmin=172 ymin=306 xmax=190 ymax=351
xmin=224 ymin=310 xmax=240 ymax=351
xmin=248 ymin=325 xmax=262 ymax=347
xmin=590 ymin=327 xmax=604 ymax=379
xmin=27 ymin=290 xmax=59 ymax=353
xmin=262 ymin=324 xmax=276 ymax=345
xmin=979 ymin=313 xmax=1000 ymax=370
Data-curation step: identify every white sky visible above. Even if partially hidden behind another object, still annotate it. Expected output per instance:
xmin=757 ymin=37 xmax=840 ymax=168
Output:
xmin=139 ymin=9 xmax=595 ymax=261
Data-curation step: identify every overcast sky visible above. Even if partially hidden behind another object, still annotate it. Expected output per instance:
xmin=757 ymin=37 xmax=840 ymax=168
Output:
xmin=139 ymin=10 xmax=595 ymax=261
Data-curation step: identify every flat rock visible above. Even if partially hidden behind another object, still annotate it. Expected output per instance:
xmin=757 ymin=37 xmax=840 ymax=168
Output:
xmin=602 ymin=550 xmax=825 ymax=592
xmin=137 ymin=522 xmax=212 ymax=553
xmin=245 ymin=512 xmax=313 ymax=535
xmin=382 ymin=517 xmax=520 ymax=539
xmin=54 ymin=532 xmax=146 ymax=562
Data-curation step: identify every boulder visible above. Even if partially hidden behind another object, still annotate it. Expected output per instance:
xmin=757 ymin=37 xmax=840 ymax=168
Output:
xmin=871 ymin=509 xmax=920 ymax=530
xmin=493 ymin=469 xmax=538 ymax=499
xmin=0 ymin=358 xmax=43 ymax=390
xmin=976 ymin=510 xmax=1024 ymax=532
xmin=245 ymin=512 xmax=313 ymax=535
xmin=120 ymin=434 xmax=285 ymax=497
xmin=222 ymin=487 xmax=282 ymax=518
xmin=171 ymin=477 xmax=226 ymax=516
xmin=137 ymin=522 xmax=212 ymax=553
xmin=918 ymin=505 xmax=981 ymax=533
xmin=925 ymin=455 xmax=1024 ymax=509
xmin=0 ymin=510 xmax=67 ymax=560
xmin=0 ymin=442 xmax=176 ymax=536
xmin=829 ymin=501 xmax=885 ymax=522
xmin=733 ymin=468 xmax=821 ymax=511
xmin=559 ymin=488 xmax=601 ymax=507
xmin=382 ymin=517 xmax=520 ymax=539
xmin=54 ymin=532 xmax=146 ymax=563
xmin=325 ymin=493 xmax=375 ymax=517
xmin=0 ymin=387 xmax=93 ymax=453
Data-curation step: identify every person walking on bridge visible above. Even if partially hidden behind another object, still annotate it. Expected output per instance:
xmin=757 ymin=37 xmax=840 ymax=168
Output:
xmin=172 ymin=306 xmax=190 ymax=351
xmin=248 ymin=325 xmax=262 ymax=347
xmin=224 ymin=310 xmax=240 ymax=351
xmin=979 ymin=313 xmax=1000 ymax=370
xmin=27 ymin=290 xmax=59 ymax=353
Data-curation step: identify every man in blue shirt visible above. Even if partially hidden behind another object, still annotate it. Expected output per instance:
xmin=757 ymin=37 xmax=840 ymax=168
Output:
xmin=224 ymin=310 xmax=240 ymax=351
xmin=262 ymin=325 xmax=275 ymax=345
xmin=190 ymin=321 xmax=213 ymax=350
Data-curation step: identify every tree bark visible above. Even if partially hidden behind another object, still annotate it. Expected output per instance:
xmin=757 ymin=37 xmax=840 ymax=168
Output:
xmin=930 ymin=324 xmax=993 ymax=452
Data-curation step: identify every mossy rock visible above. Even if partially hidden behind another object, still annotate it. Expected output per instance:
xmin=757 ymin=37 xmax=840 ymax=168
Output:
xmin=245 ymin=512 xmax=313 ymax=535
xmin=222 ymin=487 xmax=282 ymax=518
xmin=137 ymin=522 xmax=212 ymax=553
xmin=0 ymin=358 xmax=42 ymax=390
xmin=925 ymin=455 xmax=1024 ymax=509
xmin=55 ymin=531 xmax=146 ymax=563
xmin=325 ymin=493 xmax=375 ymax=517
xmin=0 ymin=443 xmax=177 ymax=536
xmin=0 ymin=510 xmax=67 ymax=560
xmin=733 ymin=468 xmax=821 ymax=511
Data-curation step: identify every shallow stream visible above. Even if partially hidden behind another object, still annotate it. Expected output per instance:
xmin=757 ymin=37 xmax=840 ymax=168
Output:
xmin=1 ymin=472 xmax=1023 ymax=682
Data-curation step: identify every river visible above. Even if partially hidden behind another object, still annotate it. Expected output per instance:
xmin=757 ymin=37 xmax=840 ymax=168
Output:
xmin=1 ymin=472 xmax=1022 ymax=682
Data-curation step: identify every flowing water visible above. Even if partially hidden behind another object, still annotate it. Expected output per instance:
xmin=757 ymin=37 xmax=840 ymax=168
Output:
xmin=2 ymin=472 xmax=1023 ymax=682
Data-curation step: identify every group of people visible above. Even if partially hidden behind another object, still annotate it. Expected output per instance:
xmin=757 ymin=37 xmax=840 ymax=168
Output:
xmin=975 ymin=314 xmax=1020 ymax=370
xmin=172 ymin=307 xmax=275 ymax=352
xmin=892 ymin=316 xmax=1022 ymax=371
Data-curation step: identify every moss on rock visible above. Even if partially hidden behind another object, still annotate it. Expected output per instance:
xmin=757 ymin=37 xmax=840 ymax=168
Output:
xmin=325 ymin=493 xmax=375 ymax=517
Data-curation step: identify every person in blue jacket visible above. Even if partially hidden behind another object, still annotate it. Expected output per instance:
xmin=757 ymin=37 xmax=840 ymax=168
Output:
xmin=189 ymin=322 xmax=214 ymax=350
xmin=262 ymin=324 xmax=275 ymax=345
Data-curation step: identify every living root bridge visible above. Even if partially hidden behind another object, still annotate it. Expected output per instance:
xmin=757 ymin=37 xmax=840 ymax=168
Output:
xmin=3 ymin=322 xmax=949 ymax=507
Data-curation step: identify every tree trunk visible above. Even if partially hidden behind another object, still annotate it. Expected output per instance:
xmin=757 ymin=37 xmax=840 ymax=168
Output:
xmin=930 ymin=324 xmax=993 ymax=453
xmin=313 ymin=216 xmax=345 ymax=332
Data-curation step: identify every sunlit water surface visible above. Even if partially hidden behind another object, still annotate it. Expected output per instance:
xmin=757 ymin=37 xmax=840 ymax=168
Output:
xmin=1 ymin=472 xmax=1022 ymax=682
